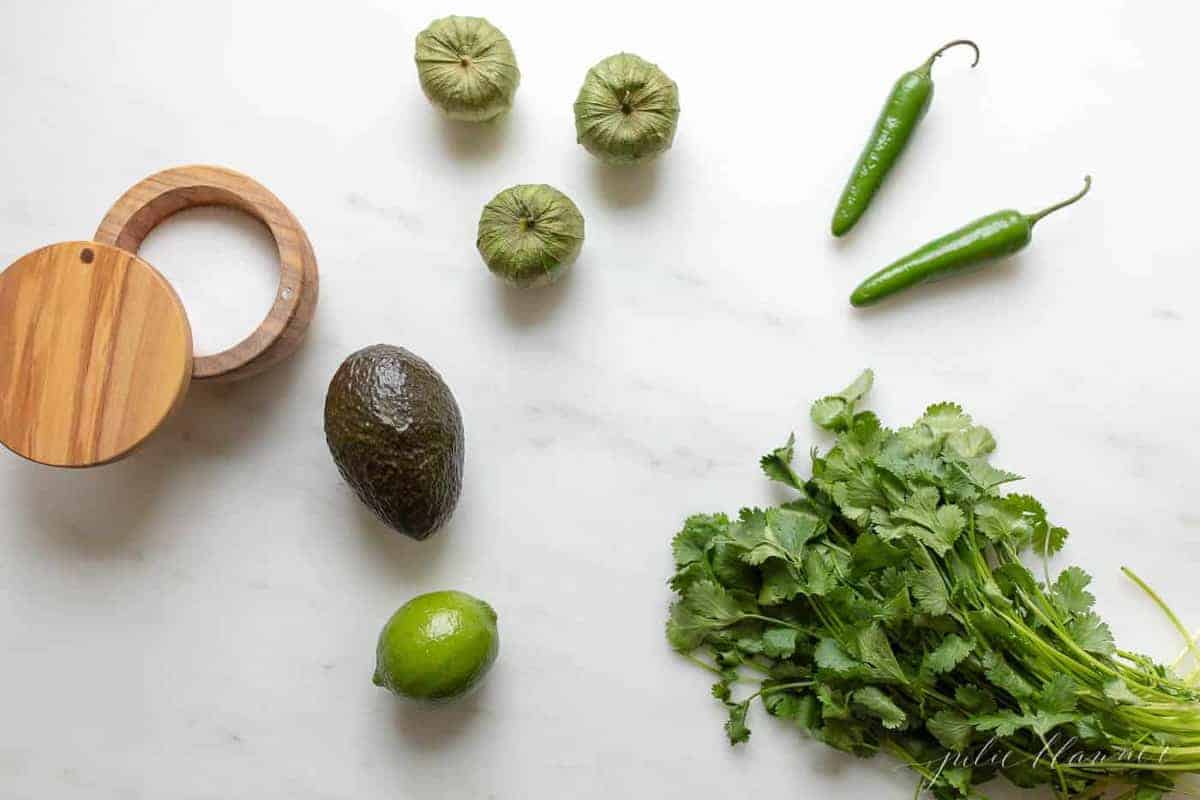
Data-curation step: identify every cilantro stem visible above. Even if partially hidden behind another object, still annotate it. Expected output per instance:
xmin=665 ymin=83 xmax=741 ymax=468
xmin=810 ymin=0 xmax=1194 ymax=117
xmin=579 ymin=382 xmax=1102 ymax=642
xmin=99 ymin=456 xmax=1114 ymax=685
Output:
xmin=806 ymin=597 xmax=841 ymax=636
xmin=741 ymin=613 xmax=816 ymax=635
xmin=1172 ymin=627 xmax=1200 ymax=671
xmin=985 ymin=601 xmax=1104 ymax=684
xmin=1035 ymin=730 xmax=1071 ymax=797
xmin=743 ymin=659 xmax=774 ymax=676
xmin=1122 ymin=566 xmax=1200 ymax=667
xmin=755 ymin=681 xmax=814 ymax=698
xmin=1012 ymin=587 xmax=1114 ymax=683
xmin=685 ymin=653 xmax=724 ymax=676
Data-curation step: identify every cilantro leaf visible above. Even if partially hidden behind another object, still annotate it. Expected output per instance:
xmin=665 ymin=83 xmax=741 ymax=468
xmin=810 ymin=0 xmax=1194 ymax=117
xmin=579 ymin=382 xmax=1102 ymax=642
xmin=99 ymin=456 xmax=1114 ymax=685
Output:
xmin=928 ymin=710 xmax=975 ymax=751
xmin=946 ymin=425 xmax=997 ymax=459
xmin=938 ymin=767 xmax=978 ymax=798
xmin=910 ymin=557 xmax=950 ymax=617
xmin=854 ymin=623 xmax=907 ymax=684
xmin=923 ymin=634 xmax=975 ymax=675
xmin=666 ymin=602 xmax=707 ymax=652
xmin=731 ymin=507 xmax=822 ymax=565
xmin=980 ymin=651 xmax=1035 ymax=700
xmin=811 ymin=397 xmax=850 ymax=431
xmin=725 ymin=701 xmax=751 ymax=744
xmin=852 ymin=687 xmax=907 ymax=730
xmin=757 ymin=559 xmax=804 ymax=606
xmin=849 ymin=532 xmax=907 ymax=577
xmin=970 ymin=710 xmax=1028 ymax=737
xmin=839 ymin=412 xmax=889 ymax=463
xmin=958 ymin=458 xmax=1023 ymax=491
xmin=760 ymin=433 xmax=804 ymax=491
xmin=710 ymin=543 xmax=761 ymax=595
xmin=954 ymin=685 xmax=997 ymax=713
xmin=763 ymin=689 xmax=805 ymax=720
xmin=767 ymin=507 xmax=822 ymax=555
xmin=974 ymin=495 xmax=1042 ymax=546
xmin=828 ymin=465 xmax=889 ymax=525
xmin=839 ymin=369 xmax=875 ymax=404
xmin=667 ymin=561 xmax=710 ymax=593
xmin=666 ymin=580 xmax=750 ymax=652
xmin=1103 ymin=678 xmax=1142 ymax=706
xmin=814 ymin=638 xmax=859 ymax=675
xmin=889 ymin=423 xmax=939 ymax=457
xmin=921 ymin=402 xmax=972 ymax=437
xmin=672 ymin=514 xmax=728 ymax=567
xmin=1036 ymin=674 xmax=1079 ymax=715
xmin=973 ymin=708 xmax=1079 ymax=738
xmin=811 ymin=370 xmax=874 ymax=431
xmin=803 ymin=548 xmax=837 ymax=596
xmin=1052 ymin=566 xmax=1096 ymax=615
xmin=762 ymin=627 xmax=798 ymax=659
xmin=1033 ymin=525 xmax=1069 ymax=558
xmin=877 ymin=586 xmax=913 ymax=629
xmin=815 ymin=683 xmax=851 ymax=720
xmin=1068 ymin=612 xmax=1115 ymax=656
xmin=686 ymin=580 xmax=748 ymax=624
xmin=892 ymin=486 xmax=965 ymax=556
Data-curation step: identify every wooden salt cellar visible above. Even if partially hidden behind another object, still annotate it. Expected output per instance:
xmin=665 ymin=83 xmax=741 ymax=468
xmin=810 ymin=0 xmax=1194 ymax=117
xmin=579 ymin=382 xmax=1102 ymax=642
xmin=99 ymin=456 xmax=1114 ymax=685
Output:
xmin=0 ymin=166 xmax=319 ymax=468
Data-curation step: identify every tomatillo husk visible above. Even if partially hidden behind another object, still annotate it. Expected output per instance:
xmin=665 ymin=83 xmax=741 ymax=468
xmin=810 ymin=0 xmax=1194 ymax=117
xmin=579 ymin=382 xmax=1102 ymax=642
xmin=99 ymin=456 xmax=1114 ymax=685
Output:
xmin=574 ymin=53 xmax=680 ymax=165
xmin=476 ymin=185 xmax=585 ymax=288
xmin=415 ymin=16 xmax=519 ymax=122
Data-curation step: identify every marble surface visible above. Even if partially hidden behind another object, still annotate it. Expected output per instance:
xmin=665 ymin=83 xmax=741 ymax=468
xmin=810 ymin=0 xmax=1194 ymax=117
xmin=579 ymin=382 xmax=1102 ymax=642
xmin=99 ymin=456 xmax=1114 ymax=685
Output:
xmin=2 ymin=1 xmax=1199 ymax=798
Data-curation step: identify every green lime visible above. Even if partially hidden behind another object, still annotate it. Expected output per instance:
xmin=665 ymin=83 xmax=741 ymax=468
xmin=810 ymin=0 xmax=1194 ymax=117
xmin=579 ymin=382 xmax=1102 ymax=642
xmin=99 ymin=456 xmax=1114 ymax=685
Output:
xmin=372 ymin=590 xmax=499 ymax=702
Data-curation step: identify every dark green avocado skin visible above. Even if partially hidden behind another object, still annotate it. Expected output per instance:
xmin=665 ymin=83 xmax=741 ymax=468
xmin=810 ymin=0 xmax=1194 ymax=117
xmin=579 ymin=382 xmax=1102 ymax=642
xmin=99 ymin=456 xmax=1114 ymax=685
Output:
xmin=324 ymin=345 xmax=464 ymax=540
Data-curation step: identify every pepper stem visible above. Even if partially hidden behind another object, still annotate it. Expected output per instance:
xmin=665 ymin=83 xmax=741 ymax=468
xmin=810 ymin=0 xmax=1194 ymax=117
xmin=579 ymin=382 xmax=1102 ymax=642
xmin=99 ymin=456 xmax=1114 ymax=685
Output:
xmin=1026 ymin=176 xmax=1092 ymax=225
xmin=922 ymin=39 xmax=980 ymax=71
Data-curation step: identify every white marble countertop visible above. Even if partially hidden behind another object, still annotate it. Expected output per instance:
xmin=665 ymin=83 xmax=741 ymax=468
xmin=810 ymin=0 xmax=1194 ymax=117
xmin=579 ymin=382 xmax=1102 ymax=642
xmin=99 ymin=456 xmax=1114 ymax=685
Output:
xmin=2 ymin=2 xmax=1198 ymax=798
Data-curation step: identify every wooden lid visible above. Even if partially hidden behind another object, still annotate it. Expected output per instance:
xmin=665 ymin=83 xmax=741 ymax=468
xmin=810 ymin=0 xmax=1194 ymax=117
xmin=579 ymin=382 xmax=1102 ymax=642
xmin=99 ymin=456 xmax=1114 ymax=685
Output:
xmin=0 ymin=241 xmax=193 ymax=467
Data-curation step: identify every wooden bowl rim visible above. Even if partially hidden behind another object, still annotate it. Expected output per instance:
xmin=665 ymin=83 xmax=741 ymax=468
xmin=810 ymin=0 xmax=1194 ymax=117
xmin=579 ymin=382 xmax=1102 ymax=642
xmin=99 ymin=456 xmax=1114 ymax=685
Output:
xmin=94 ymin=165 xmax=318 ymax=382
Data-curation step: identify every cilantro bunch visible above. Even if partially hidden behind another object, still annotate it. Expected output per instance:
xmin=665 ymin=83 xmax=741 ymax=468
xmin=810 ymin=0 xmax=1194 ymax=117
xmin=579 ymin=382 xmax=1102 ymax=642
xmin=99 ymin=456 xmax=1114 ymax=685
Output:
xmin=667 ymin=371 xmax=1200 ymax=800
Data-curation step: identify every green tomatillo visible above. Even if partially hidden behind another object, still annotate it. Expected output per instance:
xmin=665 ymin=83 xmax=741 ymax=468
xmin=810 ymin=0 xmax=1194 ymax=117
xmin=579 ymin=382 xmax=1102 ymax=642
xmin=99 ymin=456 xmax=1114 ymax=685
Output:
xmin=476 ymin=184 xmax=585 ymax=288
xmin=414 ymin=16 xmax=520 ymax=122
xmin=574 ymin=53 xmax=680 ymax=165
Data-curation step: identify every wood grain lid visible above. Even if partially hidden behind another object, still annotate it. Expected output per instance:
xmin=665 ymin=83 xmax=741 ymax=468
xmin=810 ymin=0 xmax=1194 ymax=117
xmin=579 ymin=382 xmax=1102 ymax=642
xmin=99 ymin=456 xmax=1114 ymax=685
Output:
xmin=0 ymin=241 xmax=193 ymax=467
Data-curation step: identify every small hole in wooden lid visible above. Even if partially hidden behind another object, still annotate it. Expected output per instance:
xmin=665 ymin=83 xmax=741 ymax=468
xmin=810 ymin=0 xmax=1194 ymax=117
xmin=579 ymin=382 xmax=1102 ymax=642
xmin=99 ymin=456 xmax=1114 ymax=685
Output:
xmin=80 ymin=248 xmax=95 ymax=264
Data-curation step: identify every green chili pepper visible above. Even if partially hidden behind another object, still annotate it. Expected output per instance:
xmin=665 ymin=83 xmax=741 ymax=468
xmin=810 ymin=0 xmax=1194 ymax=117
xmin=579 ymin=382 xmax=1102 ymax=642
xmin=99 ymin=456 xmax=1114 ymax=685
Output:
xmin=831 ymin=39 xmax=980 ymax=238
xmin=849 ymin=176 xmax=1093 ymax=307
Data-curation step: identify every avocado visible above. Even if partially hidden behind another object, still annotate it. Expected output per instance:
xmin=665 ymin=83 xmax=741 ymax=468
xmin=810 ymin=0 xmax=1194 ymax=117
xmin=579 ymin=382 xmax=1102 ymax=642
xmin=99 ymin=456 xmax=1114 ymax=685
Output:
xmin=324 ymin=345 xmax=464 ymax=540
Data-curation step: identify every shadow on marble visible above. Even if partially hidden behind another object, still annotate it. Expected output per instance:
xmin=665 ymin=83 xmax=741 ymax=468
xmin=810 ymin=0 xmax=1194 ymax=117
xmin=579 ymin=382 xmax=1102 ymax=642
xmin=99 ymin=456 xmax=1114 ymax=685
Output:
xmin=10 ymin=337 xmax=312 ymax=557
xmin=389 ymin=678 xmax=491 ymax=750
xmin=590 ymin=160 xmax=660 ymax=207
xmin=351 ymin=497 xmax=455 ymax=582
xmin=10 ymin=454 xmax=175 ymax=559
xmin=494 ymin=264 xmax=576 ymax=327
xmin=435 ymin=113 xmax=514 ymax=162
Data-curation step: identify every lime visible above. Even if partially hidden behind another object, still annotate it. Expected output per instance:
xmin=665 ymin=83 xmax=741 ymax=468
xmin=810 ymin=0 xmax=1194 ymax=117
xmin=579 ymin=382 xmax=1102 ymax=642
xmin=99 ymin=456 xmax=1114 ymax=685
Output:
xmin=372 ymin=590 xmax=499 ymax=702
